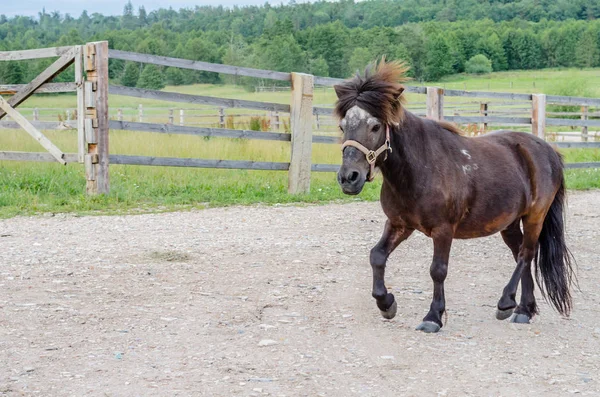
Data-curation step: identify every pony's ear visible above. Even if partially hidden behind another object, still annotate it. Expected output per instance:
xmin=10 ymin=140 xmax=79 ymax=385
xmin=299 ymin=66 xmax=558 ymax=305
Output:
xmin=333 ymin=85 xmax=344 ymax=99
xmin=394 ymin=85 xmax=405 ymax=101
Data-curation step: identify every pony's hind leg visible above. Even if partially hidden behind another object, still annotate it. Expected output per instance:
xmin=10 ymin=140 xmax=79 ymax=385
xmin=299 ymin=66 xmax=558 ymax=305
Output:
xmin=497 ymin=217 xmax=543 ymax=324
xmin=370 ymin=222 xmax=413 ymax=320
xmin=514 ymin=256 xmax=538 ymax=323
xmin=496 ymin=221 xmax=523 ymax=320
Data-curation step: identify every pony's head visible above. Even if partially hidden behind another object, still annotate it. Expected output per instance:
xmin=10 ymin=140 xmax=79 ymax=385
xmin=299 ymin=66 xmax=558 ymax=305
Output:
xmin=334 ymin=58 xmax=409 ymax=194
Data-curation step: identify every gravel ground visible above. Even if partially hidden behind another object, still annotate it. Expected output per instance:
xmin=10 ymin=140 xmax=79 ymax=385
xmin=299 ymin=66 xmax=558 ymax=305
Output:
xmin=1 ymin=191 xmax=599 ymax=396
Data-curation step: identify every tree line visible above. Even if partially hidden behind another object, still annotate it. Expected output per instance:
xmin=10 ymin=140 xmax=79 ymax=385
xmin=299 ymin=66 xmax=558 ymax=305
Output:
xmin=1 ymin=1 xmax=600 ymax=88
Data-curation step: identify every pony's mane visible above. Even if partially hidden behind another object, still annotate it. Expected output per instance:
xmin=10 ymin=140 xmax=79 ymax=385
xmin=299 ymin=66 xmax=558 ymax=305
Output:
xmin=438 ymin=121 xmax=464 ymax=136
xmin=334 ymin=58 xmax=410 ymax=125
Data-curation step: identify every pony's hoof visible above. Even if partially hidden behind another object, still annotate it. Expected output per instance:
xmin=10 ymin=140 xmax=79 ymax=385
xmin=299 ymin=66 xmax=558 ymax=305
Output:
xmin=510 ymin=313 xmax=531 ymax=324
xmin=496 ymin=308 xmax=514 ymax=320
xmin=415 ymin=321 xmax=441 ymax=333
xmin=380 ymin=300 xmax=397 ymax=320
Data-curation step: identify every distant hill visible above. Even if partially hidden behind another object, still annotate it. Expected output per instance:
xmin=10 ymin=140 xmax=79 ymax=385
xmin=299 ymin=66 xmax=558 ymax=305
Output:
xmin=1 ymin=0 xmax=600 ymax=85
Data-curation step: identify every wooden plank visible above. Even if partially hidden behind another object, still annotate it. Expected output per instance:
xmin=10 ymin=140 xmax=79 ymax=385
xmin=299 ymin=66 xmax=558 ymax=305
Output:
xmin=312 ymin=135 xmax=339 ymax=144
xmin=313 ymin=106 xmax=334 ymax=116
xmin=0 ymin=47 xmax=76 ymax=120
xmin=110 ymin=154 xmax=290 ymax=170
xmin=86 ymin=41 xmax=110 ymax=195
xmin=426 ymin=87 xmax=444 ymax=121
xmin=110 ymin=85 xmax=291 ymax=113
xmin=0 ymin=120 xmax=77 ymax=129
xmin=75 ymin=46 xmax=85 ymax=163
xmin=0 ymin=151 xmax=78 ymax=163
xmin=0 ymin=46 xmax=73 ymax=61
xmin=109 ymin=120 xmax=292 ymax=141
xmin=0 ymin=96 xmax=66 ymax=164
xmin=546 ymin=95 xmax=600 ymax=107
xmin=564 ymin=162 xmax=600 ymax=169
xmin=445 ymin=115 xmax=531 ymax=124
xmin=313 ymin=76 xmax=343 ymax=86
xmin=546 ymin=118 xmax=600 ymax=128
xmin=444 ymin=89 xmax=532 ymax=101
xmin=314 ymin=75 xmax=428 ymax=94
xmin=553 ymin=142 xmax=600 ymax=149
xmin=0 ymin=83 xmax=77 ymax=95
xmin=288 ymin=73 xmax=314 ymax=194
xmin=311 ymin=163 xmax=340 ymax=172
xmin=405 ymin=86 xmax=428 ymax=95
xmin=109 ymin=49 xmax=291 ymax=81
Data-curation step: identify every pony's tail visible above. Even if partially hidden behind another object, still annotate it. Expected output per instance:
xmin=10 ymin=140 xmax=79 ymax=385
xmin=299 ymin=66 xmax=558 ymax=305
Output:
xmin=534 ymin=179 xmax=576 ymax=316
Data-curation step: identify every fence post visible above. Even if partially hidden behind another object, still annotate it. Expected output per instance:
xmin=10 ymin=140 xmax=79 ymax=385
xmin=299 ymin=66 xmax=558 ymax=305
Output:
xmin=426 ymin=87 xmax=444 ymax=121
xmin=138 ymin=104 xmax=143 ymax=122
xmin=288 ymin=72 xmax=314 ymax=194
xmin=117 ymin=108 xmax=123 ymax=121
xmin=479 ymin=102 xmax=488 ymax=133
xmin=219 ymin=107 xmax=225 ymax=128
xmin=168 ymin=108 xmax=174 ymax=125
xmin=273 ymin=111 xmax=280 ymax=132
xmin=179 ymin=109 xmax=184 ymax=126
xmin=84 ymin=41 xmax=110 ymax=195
xmin=531 ymin=94 xmax=546 ymax=140
xmin=75 ymin=45 xmax=85 ymax=163
xmin=581 ymin=105 xmax=588 ymax=142
xmin=33 ymin=107 xmax=39 ymax=121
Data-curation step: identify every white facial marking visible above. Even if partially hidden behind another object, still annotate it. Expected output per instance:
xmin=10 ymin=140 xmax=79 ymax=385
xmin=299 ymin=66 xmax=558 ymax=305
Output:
xmin=344 ymin=105 xmax=374 ymax=129
xmin=461 ymin=149 xmax=471 ymax=160
xmin=366 ymin=117 xmax=379 ymax=126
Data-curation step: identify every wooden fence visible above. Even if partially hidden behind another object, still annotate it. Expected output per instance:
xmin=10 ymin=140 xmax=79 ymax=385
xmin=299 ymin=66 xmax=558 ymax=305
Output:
xmin=1 ymin=42 xmax=600 ymax=196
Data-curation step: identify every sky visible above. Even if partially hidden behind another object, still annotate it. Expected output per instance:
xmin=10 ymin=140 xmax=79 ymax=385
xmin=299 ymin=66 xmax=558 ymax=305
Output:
xmin=3 ymin=0 xmax=282 ymax=18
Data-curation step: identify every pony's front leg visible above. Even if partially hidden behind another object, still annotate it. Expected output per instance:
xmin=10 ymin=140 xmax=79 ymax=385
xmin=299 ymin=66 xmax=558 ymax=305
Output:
xmin=417 ymin=225 xmax=453 ymax=333
xmin=370 ymin=222 xmax=414 ymax=319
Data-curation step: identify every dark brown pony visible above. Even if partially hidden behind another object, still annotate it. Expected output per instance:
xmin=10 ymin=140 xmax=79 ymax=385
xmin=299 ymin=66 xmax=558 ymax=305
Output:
xmin=335 ymin=60 xmax=574 ymax=333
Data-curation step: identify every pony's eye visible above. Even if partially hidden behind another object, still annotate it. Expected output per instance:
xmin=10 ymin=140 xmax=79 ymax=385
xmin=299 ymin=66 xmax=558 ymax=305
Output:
xmin=372 ymin=124 xmax=381 ymax=133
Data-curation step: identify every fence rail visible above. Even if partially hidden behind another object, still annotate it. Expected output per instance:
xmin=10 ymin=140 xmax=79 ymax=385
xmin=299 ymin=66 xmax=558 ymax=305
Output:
xmin=1 ymin=44 xmax=599 ymax=197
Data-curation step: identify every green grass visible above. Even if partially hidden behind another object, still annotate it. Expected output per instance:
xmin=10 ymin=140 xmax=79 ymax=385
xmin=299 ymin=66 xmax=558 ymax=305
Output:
xmin=429 ymin=68 xmax=600 ymax=96
xmin=1 ymin=68 xmax=599 ymax=218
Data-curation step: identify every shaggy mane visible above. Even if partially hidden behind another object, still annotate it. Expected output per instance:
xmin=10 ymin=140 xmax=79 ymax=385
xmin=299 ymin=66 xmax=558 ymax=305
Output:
xmin=334 ymin=57 xmax=410 ymax=125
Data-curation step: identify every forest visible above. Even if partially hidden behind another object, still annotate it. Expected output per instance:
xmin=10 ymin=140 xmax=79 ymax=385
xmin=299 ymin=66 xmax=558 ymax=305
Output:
xmin=1 ymin=0 xmax=600 ymax=87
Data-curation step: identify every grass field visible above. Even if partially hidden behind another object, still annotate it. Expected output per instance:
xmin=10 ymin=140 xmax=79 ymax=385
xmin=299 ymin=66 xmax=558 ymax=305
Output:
xmin=1 ymin=68 xmax=599 ymax=218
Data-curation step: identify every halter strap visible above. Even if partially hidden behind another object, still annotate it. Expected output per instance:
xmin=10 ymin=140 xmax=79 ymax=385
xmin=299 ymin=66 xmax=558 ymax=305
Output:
xmin=341 ymin=125 xmax=392 ymax=182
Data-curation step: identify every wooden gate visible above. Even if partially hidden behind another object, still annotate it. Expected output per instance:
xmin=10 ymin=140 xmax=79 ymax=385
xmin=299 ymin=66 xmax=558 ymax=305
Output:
xmin=0 ymin=42 xmax=109 ymax=194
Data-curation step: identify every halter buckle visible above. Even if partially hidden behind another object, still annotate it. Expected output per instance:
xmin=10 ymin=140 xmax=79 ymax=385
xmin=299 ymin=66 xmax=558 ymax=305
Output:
xmin=386 ymin=139 xmax=392 ymax=154
xmin=366 ymin=150 xmax=377 ymax=164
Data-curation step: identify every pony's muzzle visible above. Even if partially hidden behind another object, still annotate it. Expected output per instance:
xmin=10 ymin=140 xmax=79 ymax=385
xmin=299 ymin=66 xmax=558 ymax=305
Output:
xmin=338 ymin=165 xmax=366 ymax=195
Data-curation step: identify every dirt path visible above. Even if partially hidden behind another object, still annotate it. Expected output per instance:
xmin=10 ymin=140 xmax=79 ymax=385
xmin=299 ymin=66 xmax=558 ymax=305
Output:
xmin=1 ymin=191 xmax=599 ymax=396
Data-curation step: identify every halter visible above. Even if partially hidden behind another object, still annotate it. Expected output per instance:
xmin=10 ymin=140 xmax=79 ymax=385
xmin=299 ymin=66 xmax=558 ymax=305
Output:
xmin=341 ymin=124 xmax=392 ymax=182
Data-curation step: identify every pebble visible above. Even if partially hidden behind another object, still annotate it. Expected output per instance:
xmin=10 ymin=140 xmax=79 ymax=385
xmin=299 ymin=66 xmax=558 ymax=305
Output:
xmin=380 ymin=356 xmax=395 ymax=360
xmin=258 ymin=339 xmax=278 ymax=347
